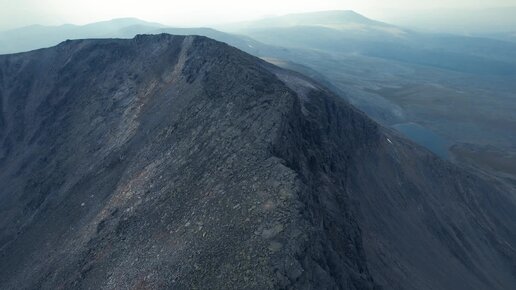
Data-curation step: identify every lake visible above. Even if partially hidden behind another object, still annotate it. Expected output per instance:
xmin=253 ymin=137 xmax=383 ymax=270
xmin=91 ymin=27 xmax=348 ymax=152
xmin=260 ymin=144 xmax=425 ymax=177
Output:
xmin=392 ymin=122 xmax=450 ymax=159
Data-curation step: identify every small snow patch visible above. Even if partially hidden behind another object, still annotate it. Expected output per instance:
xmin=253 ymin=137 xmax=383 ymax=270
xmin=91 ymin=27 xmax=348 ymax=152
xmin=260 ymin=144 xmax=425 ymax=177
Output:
xmin=387 ymin=138 xmax=393 ymax=144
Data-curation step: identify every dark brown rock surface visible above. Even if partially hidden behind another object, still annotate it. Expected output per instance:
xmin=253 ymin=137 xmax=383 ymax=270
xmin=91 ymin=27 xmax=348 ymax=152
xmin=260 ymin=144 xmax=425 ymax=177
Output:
xmin=0 ymin=34 xmax=515 ymax=289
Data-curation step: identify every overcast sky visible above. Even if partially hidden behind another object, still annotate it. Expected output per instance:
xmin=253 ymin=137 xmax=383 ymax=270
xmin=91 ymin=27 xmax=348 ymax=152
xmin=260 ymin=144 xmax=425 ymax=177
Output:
xmin=1 ymin=0 xmax=515 ymax=30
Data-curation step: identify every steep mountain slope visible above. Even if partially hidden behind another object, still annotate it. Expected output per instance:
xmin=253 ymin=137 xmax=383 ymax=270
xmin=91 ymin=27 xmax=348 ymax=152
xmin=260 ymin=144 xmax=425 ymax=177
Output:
xmin=0 ymin=34 xmax=515 ymax=289
xmin=3 ymin=16 xmax=516 ymax=180
xmin=217 ymin=11 xmax=516 ymax=180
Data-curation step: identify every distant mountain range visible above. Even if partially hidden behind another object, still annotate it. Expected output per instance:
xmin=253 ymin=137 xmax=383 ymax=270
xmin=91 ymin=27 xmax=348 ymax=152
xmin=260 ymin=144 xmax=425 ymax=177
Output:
xmin=218 ymin=10 xmax=516 ymax=74
xmin=0 ymin=18 xmax=165 ymax=54
xmin=218 ymin=10 xmax=396 ymax=33
xmin=3 ymin=11 xmax=515 ymax=75
xmin=378 ymin=7 xmax=516 ymax=36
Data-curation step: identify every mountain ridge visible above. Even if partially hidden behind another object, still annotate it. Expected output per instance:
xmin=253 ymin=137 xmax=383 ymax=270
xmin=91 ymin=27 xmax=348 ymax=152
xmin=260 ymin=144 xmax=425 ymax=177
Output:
xmin=0 ymin=34 xmax=515 ymax=289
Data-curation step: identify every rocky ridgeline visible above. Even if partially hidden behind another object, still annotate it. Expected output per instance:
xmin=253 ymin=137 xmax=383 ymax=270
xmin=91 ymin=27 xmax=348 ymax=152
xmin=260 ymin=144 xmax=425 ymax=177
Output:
xmin=0 ymin=34 xmax=515 ymax=289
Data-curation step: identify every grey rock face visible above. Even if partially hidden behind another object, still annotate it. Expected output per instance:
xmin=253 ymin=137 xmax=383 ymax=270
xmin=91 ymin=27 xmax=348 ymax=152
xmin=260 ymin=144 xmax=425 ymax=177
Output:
xmin=0 ymin=34 xmax=515 ymax=289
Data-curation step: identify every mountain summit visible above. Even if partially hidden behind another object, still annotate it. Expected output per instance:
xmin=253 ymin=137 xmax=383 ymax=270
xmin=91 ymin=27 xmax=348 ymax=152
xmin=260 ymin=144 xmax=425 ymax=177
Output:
xmin=219 ymin=10 xmax=392 ymax=32
xmin=0 ymin=34 xmax=515 ymax=289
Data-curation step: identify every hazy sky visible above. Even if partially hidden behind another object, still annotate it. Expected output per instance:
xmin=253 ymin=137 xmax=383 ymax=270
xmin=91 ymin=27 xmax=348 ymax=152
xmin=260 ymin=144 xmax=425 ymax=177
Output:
xmin=1 ymin=0 xmax=515 ymax=30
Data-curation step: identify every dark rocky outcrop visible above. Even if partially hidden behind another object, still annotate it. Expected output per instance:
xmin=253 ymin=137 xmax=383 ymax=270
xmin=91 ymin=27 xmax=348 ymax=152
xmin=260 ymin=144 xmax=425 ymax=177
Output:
xmin=0 ymin=34 xmax=515 ymax=289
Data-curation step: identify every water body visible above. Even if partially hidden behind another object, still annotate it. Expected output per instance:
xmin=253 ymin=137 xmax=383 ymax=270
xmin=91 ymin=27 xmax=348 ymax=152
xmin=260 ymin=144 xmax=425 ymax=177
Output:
xmin=392 ymin=122 xmax=450 ymax=160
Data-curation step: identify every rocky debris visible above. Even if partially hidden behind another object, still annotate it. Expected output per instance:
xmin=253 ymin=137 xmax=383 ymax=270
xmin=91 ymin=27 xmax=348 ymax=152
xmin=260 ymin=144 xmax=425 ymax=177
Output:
xmin=0 ymin=34 xmax=515 ymax=289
